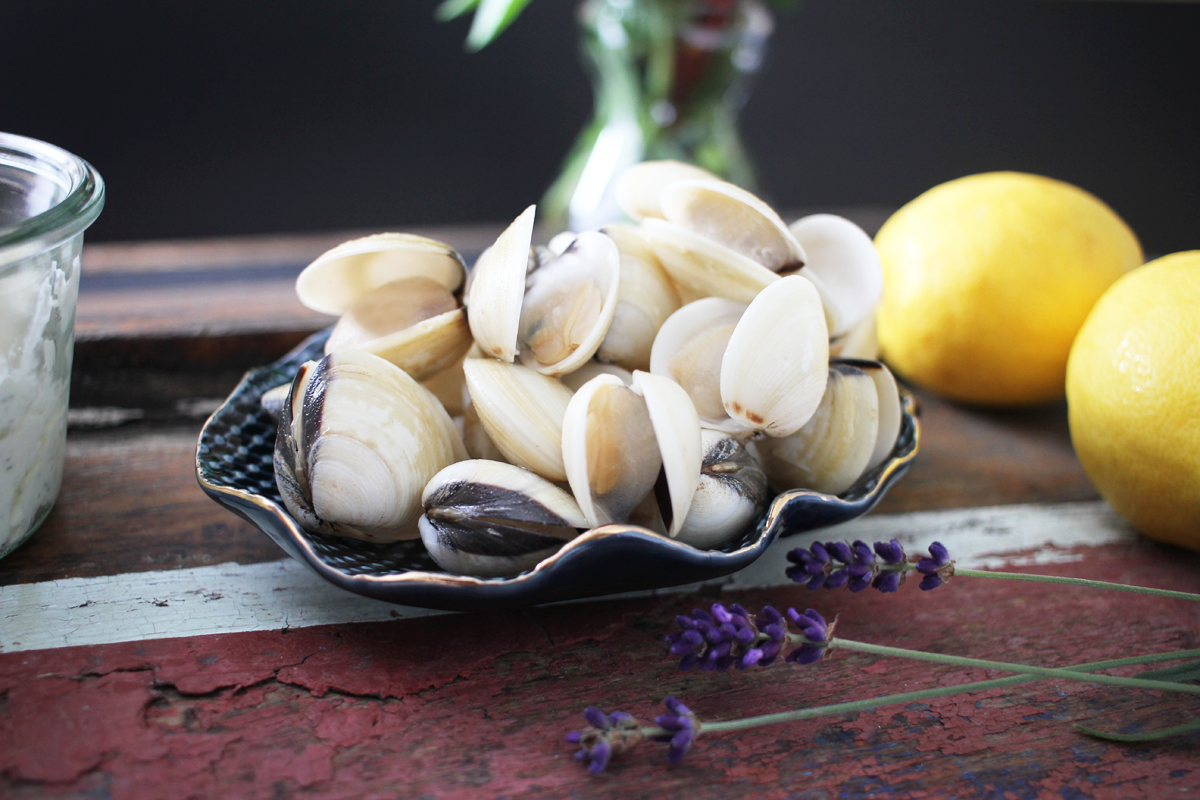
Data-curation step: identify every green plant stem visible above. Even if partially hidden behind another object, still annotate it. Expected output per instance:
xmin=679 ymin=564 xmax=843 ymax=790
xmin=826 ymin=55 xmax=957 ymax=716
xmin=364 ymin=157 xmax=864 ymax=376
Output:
xmin=640 ymin=648 xmax=1200 ymax=739
xmin=833 ymin=639 xmax=1200 ymax=696
xmin=951 ymin=568 xmax=1200 ymax=602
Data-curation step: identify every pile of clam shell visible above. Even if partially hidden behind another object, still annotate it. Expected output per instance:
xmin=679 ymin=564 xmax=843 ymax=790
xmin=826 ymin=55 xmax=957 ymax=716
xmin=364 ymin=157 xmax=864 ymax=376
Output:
xmin=268 ymin=161 xmax=901 ymax=578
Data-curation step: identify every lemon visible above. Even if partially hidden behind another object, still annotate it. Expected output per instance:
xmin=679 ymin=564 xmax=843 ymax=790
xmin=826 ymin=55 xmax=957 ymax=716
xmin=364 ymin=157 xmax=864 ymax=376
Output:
xmin=874 ymin=172 xmax=1143 ymax=405
xmin=1066 ymin=252 xmax=1200 ymax=550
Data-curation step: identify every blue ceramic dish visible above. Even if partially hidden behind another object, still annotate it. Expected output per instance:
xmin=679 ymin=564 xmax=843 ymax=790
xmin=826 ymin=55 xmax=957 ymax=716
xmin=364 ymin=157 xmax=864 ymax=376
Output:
xmin=196 ymin=330 xmax=919 ymax=612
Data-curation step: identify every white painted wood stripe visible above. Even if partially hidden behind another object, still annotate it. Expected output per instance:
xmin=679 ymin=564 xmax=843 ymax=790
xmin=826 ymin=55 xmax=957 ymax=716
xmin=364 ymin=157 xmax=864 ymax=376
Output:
xmin=0 ymin=501 xmax=1135 ymax=654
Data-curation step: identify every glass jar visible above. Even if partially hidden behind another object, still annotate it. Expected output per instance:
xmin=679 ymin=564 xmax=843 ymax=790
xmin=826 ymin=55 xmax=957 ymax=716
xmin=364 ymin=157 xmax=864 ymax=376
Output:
xmin=542 ymin=0 xmax=773 ymax=232
xmin=0 ymin=133 xmax=104 ymax=559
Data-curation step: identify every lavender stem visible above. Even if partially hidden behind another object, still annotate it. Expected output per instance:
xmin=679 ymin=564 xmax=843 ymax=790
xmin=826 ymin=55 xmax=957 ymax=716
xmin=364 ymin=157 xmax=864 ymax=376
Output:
xmin=953 ymin=568 xmax=1200 ymax=602
xmin=638 ymin=648 xmax=1200 ymax=739
xmin=833 ymin=639 xmax=1200 ymax=696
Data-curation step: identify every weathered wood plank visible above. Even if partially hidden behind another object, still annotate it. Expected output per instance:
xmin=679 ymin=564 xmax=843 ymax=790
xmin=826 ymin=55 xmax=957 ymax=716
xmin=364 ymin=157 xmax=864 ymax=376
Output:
xmin=0 ymin=501 xmax=1137 ymax=653
xmin=0 ymin=388 xmax=1102 ymax=587
xmin=1 ymin=538 xmax=1196 ymax=797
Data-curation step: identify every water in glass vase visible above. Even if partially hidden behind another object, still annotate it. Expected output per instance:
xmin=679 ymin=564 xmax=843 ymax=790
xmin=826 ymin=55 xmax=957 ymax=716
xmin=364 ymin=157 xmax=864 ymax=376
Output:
xmin=543 ymin=0 xmax=774 ymax=233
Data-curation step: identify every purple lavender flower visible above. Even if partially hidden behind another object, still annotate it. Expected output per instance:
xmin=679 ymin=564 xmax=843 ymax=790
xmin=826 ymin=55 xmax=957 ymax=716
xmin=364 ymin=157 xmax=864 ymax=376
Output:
xmin=665 ymin=603 xmax=789 ymax=672
xmin=650 ymin=697 xmax=697 ymax=764
xmin=785 ymin=607 xmax=835 ymax=664
xmin=567 ymin=706 xmax=644 ymax=774
xmin=785 ymin=543 xmax=832 ymax=588
xmin=873 ymin=538 xmax=906 ymax=565
xmin=915 ymin=541 xmax=955 ymax=591
xmin=872 ymin=570 xmax=904 ymax=593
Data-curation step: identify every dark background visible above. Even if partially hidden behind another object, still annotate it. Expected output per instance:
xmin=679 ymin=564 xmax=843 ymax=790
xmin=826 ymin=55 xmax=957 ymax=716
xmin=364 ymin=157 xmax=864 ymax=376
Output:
xmin=6 ymin=0 xmax=1198 ymax=252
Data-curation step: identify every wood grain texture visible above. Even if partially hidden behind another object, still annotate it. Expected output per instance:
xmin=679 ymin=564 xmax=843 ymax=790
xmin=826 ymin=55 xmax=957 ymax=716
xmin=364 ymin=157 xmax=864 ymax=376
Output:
xmin=0 ymin=391 xmax=1100 ymax=587
xmin=1 ymin=540 xmax=1197 ymax=798
xmin=0 ymin=502 xmax=1136 ymax=653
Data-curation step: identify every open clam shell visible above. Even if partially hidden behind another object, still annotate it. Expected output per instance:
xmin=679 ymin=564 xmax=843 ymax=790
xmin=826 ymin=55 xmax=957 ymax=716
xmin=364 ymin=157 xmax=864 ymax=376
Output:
xmin=659 ymin=179 xmax=806 ymax=272
xmin=462 ymin=357 xmax=574 ymax=481
xmin=614 ymin=160 xmax=719 ymax=221
xmin=419 ymin=460 xmax=586 ymax=578
xmin=561 ymin=374 xmax=663 ymax=528
xmin=787 ymin=214 xmax=884 ymax=337
xmin=641 ymin=218 xmax=780 ymax=305
xmin=323 ymin=276 xmax=473 ymax=382
xmin=649 ymin=297 xmax=749 ymax=432
xmin=720 ymin=274 xmax=830 ymax=438
xmin=295 ymin=233 xmax=466 ymax=316
xmin=466 ymin=205 xmax=537 ymax=362
xmin=516 ymin=230 xmax=621 ymax=376
xmin=596 ymin=223 xmax=681 ymax=371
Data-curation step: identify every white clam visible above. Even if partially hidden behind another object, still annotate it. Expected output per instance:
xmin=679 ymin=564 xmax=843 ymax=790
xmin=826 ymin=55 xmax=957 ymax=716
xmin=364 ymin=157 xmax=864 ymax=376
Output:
xmin=650 ymin=297 xmax=749 ymax=432
xmin=845 ymin=358 xmax=902 ymax=470
xmin=323 ymin=276 xmax=472 ymax=382
xmin=720 ymin=274 xmax=830 ymax=437
xmin=560 ymin=372 xmax=701 ymax=534
xmin=517 ymin=230 xmax=621 ymax=376
xmin=462 ymin=357 xmax=574 ymax=482
xmin=296 ymin=233 xmax=465 ymax=316
xmin=614 ymin=160 xmax=719 ymax=221
xmin=641 ymin=217 xmax=779 ymax=305
xmin=659 ymin=179 xmax=805 ymax=272
xmin=756 ymin=361 xmax=880 ymax=496
xmin=466 ymin=205 xmax=537 ymax=362
xmin=787 ymin=214 xmax=884 ymax=337
xmin=274 ymin=350 xmax=467 ymax=542
xmin=674 ymin=429 xmax=769 ymax=550
xmin=419 ymin=460 xmax=586 ymax=578
xmin=595 ymin=223 xmax=681 ymax=371
xmin=561 ymin=375 xmax=661 ymax=528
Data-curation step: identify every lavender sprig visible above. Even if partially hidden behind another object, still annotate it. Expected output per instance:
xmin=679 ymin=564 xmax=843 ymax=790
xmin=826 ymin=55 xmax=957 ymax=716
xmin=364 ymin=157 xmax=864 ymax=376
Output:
xmin=666 ymin=603 xmax=829 ymax=671
xmin=788 ymin=539 xmax=1200 ymax=602
xmin=787 ymin=538 xmax=922 ymax=593
xmin=568 ymin=648 xmax=1200 ymax=773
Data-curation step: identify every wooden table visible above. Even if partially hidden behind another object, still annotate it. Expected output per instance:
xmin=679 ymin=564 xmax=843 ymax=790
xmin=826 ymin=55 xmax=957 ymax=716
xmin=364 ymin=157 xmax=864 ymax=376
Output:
xmin=2 ymin=221 xmax=1197 ymax=799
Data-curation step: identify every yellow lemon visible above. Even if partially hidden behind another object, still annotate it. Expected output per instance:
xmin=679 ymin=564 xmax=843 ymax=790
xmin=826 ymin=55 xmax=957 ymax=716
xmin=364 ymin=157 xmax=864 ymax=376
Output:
xmin=874 ymin=172 xmax=1143 ymax=405
xmin=1066 ymin=251 xmax=1200 ymax=550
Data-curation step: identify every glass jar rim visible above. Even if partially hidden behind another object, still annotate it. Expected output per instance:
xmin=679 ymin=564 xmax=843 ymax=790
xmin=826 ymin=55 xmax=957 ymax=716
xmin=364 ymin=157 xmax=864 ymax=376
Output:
xmin=0 ymin=132 xmax=105 ymax=265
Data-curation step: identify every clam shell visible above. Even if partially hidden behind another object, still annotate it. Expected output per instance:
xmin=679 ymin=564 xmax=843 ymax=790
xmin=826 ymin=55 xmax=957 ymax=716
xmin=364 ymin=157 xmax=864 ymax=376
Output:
xmin=641 ymin=218 xmax=779 ymax=304
xmin=324 ymin=276 xmax=473 ymax=382
xmin=561 ymin=375 xmax=662 ymax=528
xmin=630 ymin=370 xmax=702 ymax=538
xmin=787 ymin=214 xmax=883 ymax=337
xmin=839 ymin=358 xmax=902 ymax=470
xmin=419 ymin=459 xmax=585 ymax=578
xmin=274 ymin=350 xmax=467 ymax=543
xmin=721 ymin=275 xmax=830 ymax=437
xmin=517 ymin=230 xmax=621 ymax=376
xmin=466 ymin=205 xmax=537 ymax=362
xmin=659 ymin=179 xmax=805 ymax=272
xmin=295 ymin=233 xmax=466 ymax=316
xmin=757 ymin=361 xmax=880 ymax=495
xmin=614 ymin=160 xmax=719 ymax=221
xmin=596 ymin=223 xmax=682 ymax=371
xmin=462 ymin=357 xmax=574 ymax=481
xmin=675 ymin=429 xmax=769 ymax=550
xmin=649 ymin=297 xmax=749 ymax=432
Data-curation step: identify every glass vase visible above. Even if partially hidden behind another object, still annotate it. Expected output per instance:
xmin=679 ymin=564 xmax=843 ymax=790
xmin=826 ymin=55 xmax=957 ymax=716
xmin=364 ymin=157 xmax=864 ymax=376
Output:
xmin=543 ymin=0 xmax=773 ymax=232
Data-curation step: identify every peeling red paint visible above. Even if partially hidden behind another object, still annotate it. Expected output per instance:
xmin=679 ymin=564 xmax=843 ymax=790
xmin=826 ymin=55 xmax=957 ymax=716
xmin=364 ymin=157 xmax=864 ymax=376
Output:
xmin=2 ymin=541 xmax=1199 ymax=798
